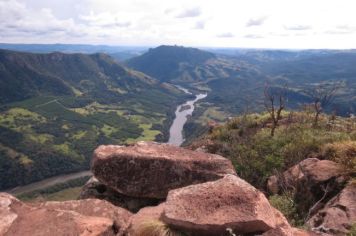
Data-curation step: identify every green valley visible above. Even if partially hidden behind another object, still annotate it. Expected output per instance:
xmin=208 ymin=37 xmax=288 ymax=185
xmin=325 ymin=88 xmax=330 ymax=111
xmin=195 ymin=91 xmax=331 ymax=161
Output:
xmin=0 ymin=49 xmax=186 ymax=190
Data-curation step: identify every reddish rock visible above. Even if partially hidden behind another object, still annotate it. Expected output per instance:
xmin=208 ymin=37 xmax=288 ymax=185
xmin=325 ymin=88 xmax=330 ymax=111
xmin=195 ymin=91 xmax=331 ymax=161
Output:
xmin=91 ymin=141 xmax=236 ymax=198
xmin=0 ymin=192 xmax=130 ymax=236
xmin=269 ymin=158 xmax=347 ymax=215
xmin=125 ymin=203 xmax=166 ymax=235
xmin=37 ymin=198 xmax=132 ymax=234
xmin=161 ymin=174 xmax=288 ymax=235
xmin=79 ymin=177 xmax=161 ymax=212
xmin=307 ymin=184 xmax=356 ymax=236
xmin=282 ymin=158 xmax=345 ymax=187
xmin=0 ymin=193 xmax=19 ymax=235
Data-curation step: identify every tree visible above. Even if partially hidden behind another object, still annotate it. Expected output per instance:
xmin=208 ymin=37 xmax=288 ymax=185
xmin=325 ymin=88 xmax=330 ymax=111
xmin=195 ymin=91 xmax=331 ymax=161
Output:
xmin=264 ymin=84 xmax=287 ymax=136
xmin=304 ymin=82 xmax=341 ymax=127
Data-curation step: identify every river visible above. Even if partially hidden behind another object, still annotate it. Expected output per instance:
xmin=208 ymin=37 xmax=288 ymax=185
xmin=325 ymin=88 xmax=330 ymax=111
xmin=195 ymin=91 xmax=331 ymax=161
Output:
xmin=6 ymin=87 xmax=206 ymax=195
xmin=168 ymin=87 xmax=207 ymax=146
xmin=6 ymin=170 xmax=92 ymax=195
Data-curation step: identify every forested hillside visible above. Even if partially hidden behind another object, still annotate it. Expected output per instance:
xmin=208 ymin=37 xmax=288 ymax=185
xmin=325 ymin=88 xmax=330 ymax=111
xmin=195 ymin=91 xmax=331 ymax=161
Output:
xmin=0 ymin=49 xmax=185 ymax=190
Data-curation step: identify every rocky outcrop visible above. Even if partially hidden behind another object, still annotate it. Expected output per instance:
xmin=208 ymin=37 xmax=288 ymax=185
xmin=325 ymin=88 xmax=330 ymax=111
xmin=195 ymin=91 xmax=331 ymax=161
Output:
xmin=267 ymin=158 xmax=347 ymax=215
xmin=281 ymin=158 xmax=345 ymax=187
xmin=267 ymin=158 xmax=346 ymax=194
xmin=161 ymin=174 xmax=289 ymax=235
xmin=79 ymin=177 xmax=161 ymax=213
xmin=0 ymin=192 xmax=131 ymax=236
xmin=307 ymin=183 xmax=356 ymax=236
xmin=91 ymin=141 xmax=236 ymax=199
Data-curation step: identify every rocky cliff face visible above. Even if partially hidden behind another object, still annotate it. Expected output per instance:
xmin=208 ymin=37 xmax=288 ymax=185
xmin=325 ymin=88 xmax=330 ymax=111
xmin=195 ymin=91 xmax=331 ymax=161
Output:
xmin=0 ymin=142 xmax=340 ymax=235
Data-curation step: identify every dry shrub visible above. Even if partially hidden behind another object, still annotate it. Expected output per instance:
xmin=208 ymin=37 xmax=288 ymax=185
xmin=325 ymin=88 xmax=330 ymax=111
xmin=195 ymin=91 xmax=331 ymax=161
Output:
xmin=134 ymin=220 xmax=186 ymax=236
xmin=321 ymin=141 xmax=356 ymax=172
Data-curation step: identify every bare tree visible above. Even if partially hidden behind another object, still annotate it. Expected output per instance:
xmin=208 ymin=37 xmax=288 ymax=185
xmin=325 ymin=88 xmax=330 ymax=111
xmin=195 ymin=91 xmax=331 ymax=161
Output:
xmin=304 ymin=82 xmax=341 ymax=127
xmin=264 ymin=84 xmax=287 ymax=136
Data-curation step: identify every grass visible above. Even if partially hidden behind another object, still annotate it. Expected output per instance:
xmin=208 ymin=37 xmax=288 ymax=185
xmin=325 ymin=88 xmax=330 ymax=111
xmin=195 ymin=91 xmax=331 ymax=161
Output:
xmin=204 ymin=111 xmax=356 ymax=189
xmin=127 ymin=124 xmax=161 ymax=143
xmin=27 ymin=133 xmax=53 ymax=144
xmin=72 ymin=130 xmax=87 ymax=140
xmin=19 ymin=155 xmax=34 ymax=165
xmin=321 ymin=141 xmax=356 ymax=172
xmin=53 ymin=143 xmax=84 ymax=162
xmin=0 ymin=108 xmax=46 ymax=127
xmin=135 ymin=220 xmax=186 ymax=236
xmin=269 ymin=193 xmax=302 ymax=226
xmin=196 ymin=106 xmax=227 ymax=124
xmin=100 ymin=124 xmax=118 ymax=136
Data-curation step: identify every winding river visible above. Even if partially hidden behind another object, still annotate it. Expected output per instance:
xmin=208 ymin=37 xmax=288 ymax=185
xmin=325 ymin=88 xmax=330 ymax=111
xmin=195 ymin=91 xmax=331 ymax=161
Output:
xmin=6 ymin=87 xmax=206 ymax=195
xmin=168 ymin=87 xmax=207 ymax=146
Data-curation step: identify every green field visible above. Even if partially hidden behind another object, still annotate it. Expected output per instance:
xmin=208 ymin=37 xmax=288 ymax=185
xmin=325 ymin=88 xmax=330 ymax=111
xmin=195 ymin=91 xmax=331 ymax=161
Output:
xmin=0 ymin=95 xmax=175 ymax=190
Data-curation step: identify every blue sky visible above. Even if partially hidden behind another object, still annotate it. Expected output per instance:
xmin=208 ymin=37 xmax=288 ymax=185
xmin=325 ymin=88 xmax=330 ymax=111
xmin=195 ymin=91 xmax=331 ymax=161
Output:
xmin=1 ymin=0 xmax=356 ymax=49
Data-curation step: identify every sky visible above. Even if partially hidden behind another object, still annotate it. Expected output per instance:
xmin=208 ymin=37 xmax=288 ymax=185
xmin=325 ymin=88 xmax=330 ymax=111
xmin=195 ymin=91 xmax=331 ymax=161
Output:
xmin=1 ymin=0 xmax=356 ymax=49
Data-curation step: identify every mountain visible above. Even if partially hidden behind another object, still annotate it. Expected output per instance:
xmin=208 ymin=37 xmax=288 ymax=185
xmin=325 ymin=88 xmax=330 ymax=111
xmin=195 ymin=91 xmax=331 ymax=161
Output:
xmin=126 ymin=45 xmax=240 ymax=85
xmin=0 ymin=49 xmax=165 ymax=104
xmin=0 ymin=49 xmax=185 ymax=190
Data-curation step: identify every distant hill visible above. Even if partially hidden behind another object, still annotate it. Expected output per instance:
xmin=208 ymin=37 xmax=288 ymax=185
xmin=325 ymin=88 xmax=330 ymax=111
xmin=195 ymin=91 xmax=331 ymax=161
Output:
xmin=126 ymin=45 xmax=239 ymax=84
xmin=0 ymin=49 xmax=171 ymax=104
xmin=0 ymin=49 xmax=184 ymax=190
xmin=0 ymin=43 xmax=146 ymax=61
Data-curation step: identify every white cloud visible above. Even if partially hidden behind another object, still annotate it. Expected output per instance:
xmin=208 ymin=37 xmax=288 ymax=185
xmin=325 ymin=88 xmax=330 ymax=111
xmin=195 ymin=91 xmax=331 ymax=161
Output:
xmin=246 ymin=16 xmax=268 ymax=27
xmin=175 ymin=7 xmax=201 ymax=18
xmin=217 ymin=32 xmax=234 ymax=38
xmin=0 ymin=0 xmax=356 ymax=48
xmin=284 ymin=25 xmax=312 ymax=31
xmin=194 ymin=20 xmax=206 ymax=29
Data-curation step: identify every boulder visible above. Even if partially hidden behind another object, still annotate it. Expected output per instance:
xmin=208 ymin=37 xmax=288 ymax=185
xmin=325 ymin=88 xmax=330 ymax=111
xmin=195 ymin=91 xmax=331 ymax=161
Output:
xmin=161 ymin=174 xmax=289 ymax=235
xmin=268 ymin=158 xmax=347 ymax=214
xmin=0 ymin=193 xmax=19 ymax=235
xmin=91 ymin=141 xmax=236 ymax=198
xmin=307 ymin=183 xmax=356 ymax=236
xmin=282 ymin=158 xmax=345 ymax=187
xmin=36 ymin=198 xmax=132 ymax=234
xmin=79 ymin=177 xmax=161 ymax=212
xmin=0 ymin=192 xmax=131 ymax=236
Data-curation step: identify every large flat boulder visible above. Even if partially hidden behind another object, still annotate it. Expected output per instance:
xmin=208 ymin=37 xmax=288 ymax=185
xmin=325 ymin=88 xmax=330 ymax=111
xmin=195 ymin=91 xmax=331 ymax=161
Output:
xmin=307 ymin=183 xmax=356 ymax=236
xmin=161 ymin=174 xmax=289 ymax=235
xmin=91 ymin=141 xmax=236 ymax=198
xmin=0 ymin=192 xmax=131 ymax=236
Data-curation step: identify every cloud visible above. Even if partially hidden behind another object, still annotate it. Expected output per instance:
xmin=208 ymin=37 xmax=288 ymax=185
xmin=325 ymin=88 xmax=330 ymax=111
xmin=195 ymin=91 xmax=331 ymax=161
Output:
xmin=246 ymin=16 xmax=268 ymax=27
xmin=216 ymin=32 xmax=234 ymax=38
xmin=194 ymin=20 xmax=205 ymax=29
xmin=284 ymin=25 xmax=312 ymax=31
xmin=176 ymin=7 xmax=201 ymax=18
xmin=0 ymin=0 xmax=84 ymax=40
xmin=244 ymin=34 xmax=263 ymax=39
xmin=324 ymin=25 xmax=356 ymax=35
xmin=1 ymin=0 xmax=356 ymax=48
xmin=79 ymin=12 xmax=131 ymax=28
